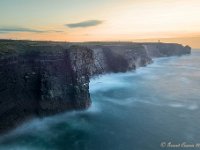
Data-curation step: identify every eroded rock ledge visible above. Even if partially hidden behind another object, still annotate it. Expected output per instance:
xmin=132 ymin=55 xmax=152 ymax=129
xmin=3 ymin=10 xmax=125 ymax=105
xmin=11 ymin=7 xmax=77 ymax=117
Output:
xmin=0 ymin=40 xmax=191 ymax=133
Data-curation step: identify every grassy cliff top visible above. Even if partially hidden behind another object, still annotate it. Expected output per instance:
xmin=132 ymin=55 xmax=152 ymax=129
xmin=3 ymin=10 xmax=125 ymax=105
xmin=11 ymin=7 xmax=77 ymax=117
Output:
xmin=0 ymin=39 xmax=186 ymax=56
xmin=0 ymin=40 xmax=70 ymax=56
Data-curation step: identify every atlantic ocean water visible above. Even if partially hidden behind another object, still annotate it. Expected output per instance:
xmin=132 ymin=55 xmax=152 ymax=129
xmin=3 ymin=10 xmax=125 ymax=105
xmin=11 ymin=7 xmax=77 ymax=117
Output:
xmin=0 ymin=50 xmax=200 ymax=150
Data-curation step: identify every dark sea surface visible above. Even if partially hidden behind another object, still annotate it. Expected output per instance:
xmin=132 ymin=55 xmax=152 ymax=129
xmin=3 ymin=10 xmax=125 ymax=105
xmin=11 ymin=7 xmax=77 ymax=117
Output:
xmin=0 ymin=50 xmax=200 ymax=150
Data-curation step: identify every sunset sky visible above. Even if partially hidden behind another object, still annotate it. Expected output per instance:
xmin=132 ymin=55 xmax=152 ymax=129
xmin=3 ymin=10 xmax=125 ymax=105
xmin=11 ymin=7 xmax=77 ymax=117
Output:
xmin=0 ymin=0 xmax=200 ymax=48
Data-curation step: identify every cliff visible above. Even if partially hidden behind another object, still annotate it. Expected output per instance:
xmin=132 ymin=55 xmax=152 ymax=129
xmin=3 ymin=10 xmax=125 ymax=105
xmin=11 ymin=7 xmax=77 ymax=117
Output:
xmin=143 ymin=43 xmax=191 ymax=57
xmin=0 ymin=40 xmax=191 ymax=133
xmin=0 ymin=42 xmax=93 ymax=133
xmin=88 ymin=44 xmax=152 ymax=75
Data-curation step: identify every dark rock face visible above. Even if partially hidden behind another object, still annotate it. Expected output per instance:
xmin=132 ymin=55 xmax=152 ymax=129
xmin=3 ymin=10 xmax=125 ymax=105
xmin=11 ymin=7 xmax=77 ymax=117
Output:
xmin=88 ymin=44 xmax=152 ymax=75
xmin=39 ymin=45 xmax=92 ymax=116
xmin=0 ymin=40 xmax=191 ymax=133
xmin=0 ymin=43 xmax=93 ymax=133
xmin=143 ymin=43 xmax=191 ymax=57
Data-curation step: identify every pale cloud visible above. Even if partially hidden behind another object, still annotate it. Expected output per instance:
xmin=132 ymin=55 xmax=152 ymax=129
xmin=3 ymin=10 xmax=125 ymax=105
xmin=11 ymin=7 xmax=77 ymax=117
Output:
xmin=66 ymin=20 xmax=103 ymax=28
xmin=0 ymin=27 xmax=63 ymax=33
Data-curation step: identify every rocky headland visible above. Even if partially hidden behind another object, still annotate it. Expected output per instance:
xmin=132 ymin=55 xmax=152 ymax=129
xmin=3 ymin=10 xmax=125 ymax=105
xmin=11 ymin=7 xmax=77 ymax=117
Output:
xmin=0 ymin=40 xmax=191 ymax=133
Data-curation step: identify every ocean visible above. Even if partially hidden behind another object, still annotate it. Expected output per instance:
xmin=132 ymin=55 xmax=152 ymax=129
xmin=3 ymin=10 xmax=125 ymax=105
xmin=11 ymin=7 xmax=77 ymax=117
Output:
xmin=0 ymin=50 xmax=200 ymax=150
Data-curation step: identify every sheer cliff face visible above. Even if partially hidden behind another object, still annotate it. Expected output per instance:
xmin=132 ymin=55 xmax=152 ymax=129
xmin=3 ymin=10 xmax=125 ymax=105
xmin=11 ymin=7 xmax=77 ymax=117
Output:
xmin=0 ymin=44 xmax=93 ymax=133
xmin=39 ymin=45 xmax=93 ymax=115
xmin=143 ymin=43 xmax=191 ymax=58
xmin=0 ymin=41 xmax=191 ymax=133
xmin=89 ymin=44 xmax=152 ymax=75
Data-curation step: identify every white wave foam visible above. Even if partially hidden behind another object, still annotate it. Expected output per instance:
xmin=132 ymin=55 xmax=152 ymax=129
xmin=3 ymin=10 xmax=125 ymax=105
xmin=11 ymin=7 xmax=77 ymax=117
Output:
xmin=101 ymin=97 xmax=134 ymax=106
xmin=0 ymin=109 xmax=92 ymax=139
xmin=179 ymin=77 xmax=190 ymax=83
xmin=86 ymin=101 xmax=101 ymax=113
xmin=188 ymin=104 xmax=199 ymax=110
xmin=89 ymin=73 xmax=131 ymax=93
xmin=168 ymin=103 xmax=185 ymax=108
xmin=168 ymin=102 xmax=199 ymax=110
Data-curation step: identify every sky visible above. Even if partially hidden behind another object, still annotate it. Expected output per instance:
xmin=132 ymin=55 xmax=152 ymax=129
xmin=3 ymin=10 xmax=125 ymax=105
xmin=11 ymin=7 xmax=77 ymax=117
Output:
xmin=0 ymin=0 xmax=200 ymax=48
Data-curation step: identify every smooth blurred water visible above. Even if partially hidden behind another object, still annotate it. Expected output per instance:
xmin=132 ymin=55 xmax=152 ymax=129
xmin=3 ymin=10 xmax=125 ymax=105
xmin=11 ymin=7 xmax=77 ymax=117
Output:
xmin=0 ymin=50 xmax=200 ymax=150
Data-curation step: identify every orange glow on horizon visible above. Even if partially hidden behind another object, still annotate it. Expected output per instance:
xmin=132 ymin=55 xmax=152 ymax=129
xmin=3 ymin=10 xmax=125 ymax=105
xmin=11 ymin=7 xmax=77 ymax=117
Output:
xmin=0 ymin=0 xmax=200 ymax=48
